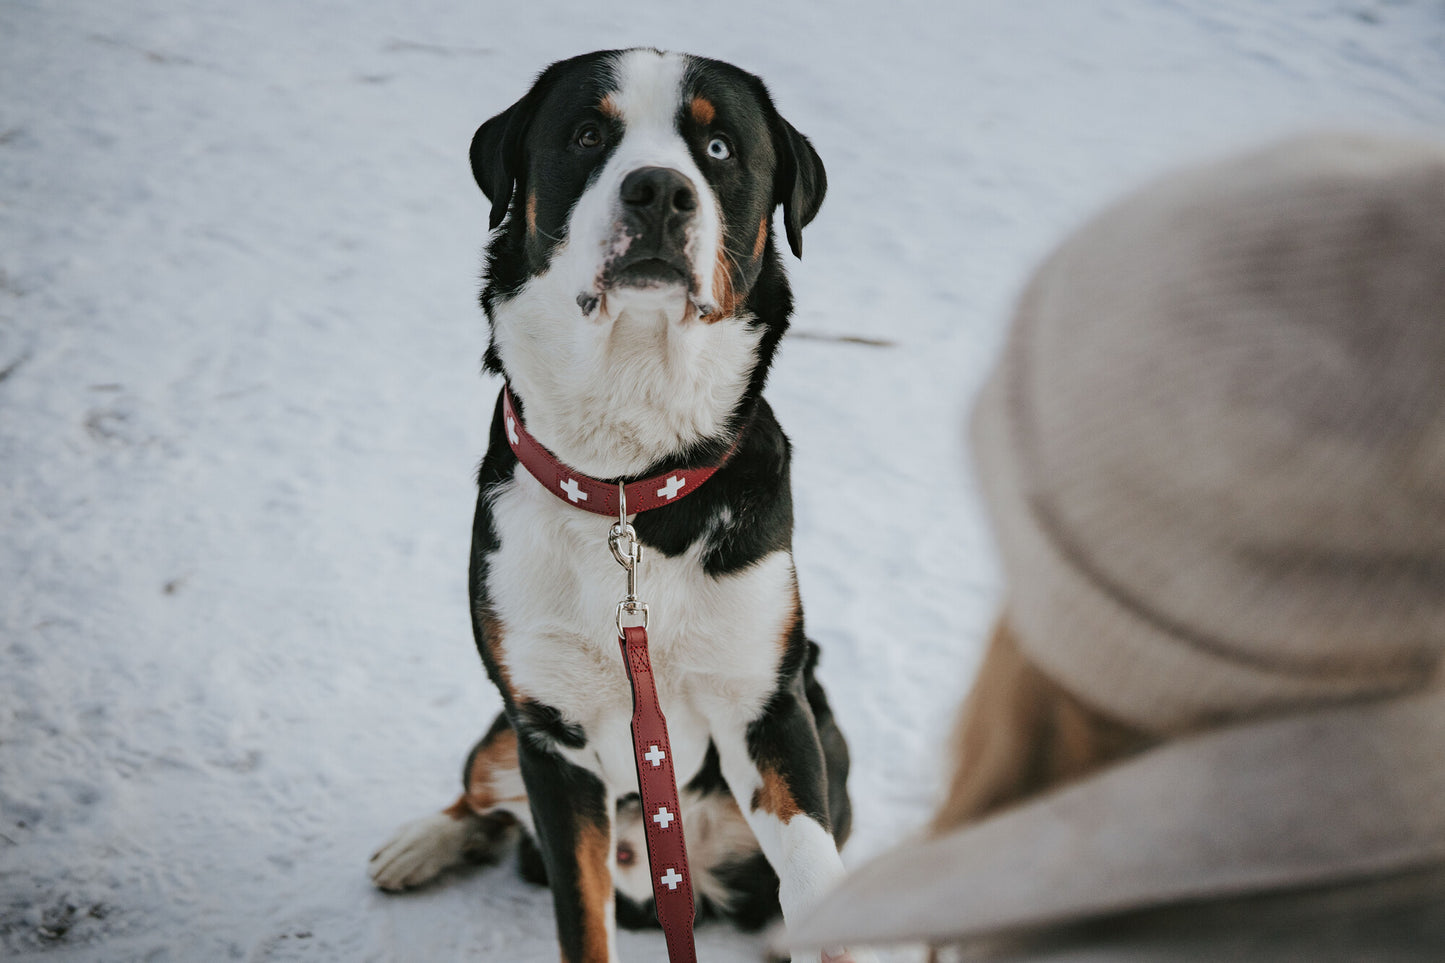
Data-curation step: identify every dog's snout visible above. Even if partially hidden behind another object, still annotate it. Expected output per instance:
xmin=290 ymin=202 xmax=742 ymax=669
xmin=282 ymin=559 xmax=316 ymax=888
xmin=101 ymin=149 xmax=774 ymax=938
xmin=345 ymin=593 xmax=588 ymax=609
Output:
xmin=620 ymin=167 xmax=698 ymax=219
xmin=610 ymin=167 xmax=699 ymax=283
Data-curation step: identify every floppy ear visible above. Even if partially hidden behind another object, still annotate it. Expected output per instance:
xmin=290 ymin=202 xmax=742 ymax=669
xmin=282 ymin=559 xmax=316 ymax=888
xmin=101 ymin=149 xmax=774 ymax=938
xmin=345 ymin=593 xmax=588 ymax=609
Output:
xmin=470 ymin=96 xmax=532 ymax=230
xmin=771 ymin=116 xmax=827 ymax=258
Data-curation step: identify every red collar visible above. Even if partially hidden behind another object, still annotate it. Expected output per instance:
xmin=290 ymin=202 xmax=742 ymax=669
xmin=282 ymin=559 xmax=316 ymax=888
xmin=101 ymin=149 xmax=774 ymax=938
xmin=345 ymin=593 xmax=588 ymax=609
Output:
xmin=501 ymin=386 xmax=732 ymax=516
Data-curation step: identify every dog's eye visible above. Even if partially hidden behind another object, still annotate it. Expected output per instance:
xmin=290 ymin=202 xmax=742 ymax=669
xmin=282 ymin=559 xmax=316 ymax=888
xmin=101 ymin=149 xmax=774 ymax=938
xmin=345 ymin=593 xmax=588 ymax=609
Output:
xmin=706 ymin=135 xmax=733 ymax=161
xmin=574 ymin=124 xmax=604 ymax=150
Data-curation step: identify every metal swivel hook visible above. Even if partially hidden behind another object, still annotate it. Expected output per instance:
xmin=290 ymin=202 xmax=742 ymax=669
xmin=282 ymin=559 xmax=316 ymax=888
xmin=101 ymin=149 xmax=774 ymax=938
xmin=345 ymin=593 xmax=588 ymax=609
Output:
xmin=609 ymin=482 xmax=649 ymax=636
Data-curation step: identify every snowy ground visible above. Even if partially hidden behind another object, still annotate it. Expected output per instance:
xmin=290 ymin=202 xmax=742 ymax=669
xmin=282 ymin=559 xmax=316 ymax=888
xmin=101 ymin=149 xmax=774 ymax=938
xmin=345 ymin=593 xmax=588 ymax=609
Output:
xmin=2 ymin=1 xmax=1442 ymax=960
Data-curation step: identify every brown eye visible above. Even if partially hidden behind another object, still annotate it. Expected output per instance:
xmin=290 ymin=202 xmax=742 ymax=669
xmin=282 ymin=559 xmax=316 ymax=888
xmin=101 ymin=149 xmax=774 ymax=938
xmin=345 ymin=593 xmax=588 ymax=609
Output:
xmin=616 ymin=842 xmax=635 ymax=866
xmin=575 ymin=124 xmax=604 ymax=149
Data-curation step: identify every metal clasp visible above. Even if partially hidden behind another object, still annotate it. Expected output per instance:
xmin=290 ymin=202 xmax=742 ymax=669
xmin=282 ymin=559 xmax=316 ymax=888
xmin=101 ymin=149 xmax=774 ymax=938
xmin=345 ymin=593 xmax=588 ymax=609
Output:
xmin=609 ymin=482 xmax=649 ymax=637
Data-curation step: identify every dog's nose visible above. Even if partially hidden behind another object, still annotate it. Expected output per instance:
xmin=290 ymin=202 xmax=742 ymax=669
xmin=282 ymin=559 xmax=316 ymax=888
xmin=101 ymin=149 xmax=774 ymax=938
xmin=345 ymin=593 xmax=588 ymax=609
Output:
xmin=620 ymin=167 xmax=698 ymax=221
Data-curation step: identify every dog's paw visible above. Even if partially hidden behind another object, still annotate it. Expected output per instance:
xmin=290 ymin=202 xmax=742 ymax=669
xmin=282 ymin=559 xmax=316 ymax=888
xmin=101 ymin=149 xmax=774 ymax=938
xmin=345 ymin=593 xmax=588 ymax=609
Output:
xmin=368 ymin=812 xmax=477 ymax=891
xmin=761 ymin=918 xmax=880 ymax=963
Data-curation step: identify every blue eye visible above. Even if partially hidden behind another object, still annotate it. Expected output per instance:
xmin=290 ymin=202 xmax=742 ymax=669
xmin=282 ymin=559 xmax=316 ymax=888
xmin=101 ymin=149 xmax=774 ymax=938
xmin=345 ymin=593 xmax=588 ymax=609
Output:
xmin=707 ymin=136 xmax=732 ymax=160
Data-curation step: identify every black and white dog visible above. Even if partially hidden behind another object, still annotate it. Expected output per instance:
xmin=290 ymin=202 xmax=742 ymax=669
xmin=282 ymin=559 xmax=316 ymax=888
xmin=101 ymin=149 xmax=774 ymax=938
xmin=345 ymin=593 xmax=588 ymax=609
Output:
xmin=370 ymin=49 xmax=867 ymax=963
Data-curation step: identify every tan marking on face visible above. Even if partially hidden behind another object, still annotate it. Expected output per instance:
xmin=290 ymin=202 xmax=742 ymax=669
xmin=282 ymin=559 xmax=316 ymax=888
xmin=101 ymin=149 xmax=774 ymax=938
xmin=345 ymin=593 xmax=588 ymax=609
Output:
xmin=690 ymin=95 xmax=716 ymax=126
xmin=526 ymin=191 xmax=538 ymax=239
xmin=573 ymin=818 xmax=613 ymax=963
xmin=599 ymin=93 xmax=621 ymax=119
xmin=750 ymin=767 xmax=802 ymax=823
xmin=709 ymin=249 xmax=738 ymax=322
xmin=752 ymin=217 xmax=769 ymax=260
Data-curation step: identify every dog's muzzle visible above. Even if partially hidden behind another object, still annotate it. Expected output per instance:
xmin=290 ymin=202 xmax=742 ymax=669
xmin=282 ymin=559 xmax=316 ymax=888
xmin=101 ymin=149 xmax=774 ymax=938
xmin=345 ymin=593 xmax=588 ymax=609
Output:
xmin=604 ymin=166 xmax=697 ymax=288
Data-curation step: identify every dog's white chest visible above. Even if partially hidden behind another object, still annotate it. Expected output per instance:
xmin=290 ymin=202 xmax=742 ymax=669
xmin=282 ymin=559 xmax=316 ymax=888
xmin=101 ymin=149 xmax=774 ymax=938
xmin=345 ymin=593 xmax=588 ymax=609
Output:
xmin=486 ymin=467 xmax=796 ymax=791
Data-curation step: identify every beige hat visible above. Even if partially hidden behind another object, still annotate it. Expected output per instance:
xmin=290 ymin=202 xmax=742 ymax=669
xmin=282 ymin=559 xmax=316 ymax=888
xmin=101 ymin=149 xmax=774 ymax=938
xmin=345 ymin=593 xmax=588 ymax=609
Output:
xmin=974 ymin=131 xmax=1445 ymax=734
xmin=788 ymin=131 xmax=1445 ymax=951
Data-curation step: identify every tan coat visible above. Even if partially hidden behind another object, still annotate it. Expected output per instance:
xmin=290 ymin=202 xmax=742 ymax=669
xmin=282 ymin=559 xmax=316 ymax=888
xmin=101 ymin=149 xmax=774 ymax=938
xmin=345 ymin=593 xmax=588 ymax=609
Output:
xmin=791 ymin=688 xmax=1445 ymax=957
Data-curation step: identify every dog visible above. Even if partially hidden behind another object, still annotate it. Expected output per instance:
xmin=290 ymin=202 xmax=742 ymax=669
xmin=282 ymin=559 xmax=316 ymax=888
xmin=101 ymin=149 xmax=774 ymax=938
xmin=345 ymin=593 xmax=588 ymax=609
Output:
xmin=369 ymin=49 xmax=869 ymax=963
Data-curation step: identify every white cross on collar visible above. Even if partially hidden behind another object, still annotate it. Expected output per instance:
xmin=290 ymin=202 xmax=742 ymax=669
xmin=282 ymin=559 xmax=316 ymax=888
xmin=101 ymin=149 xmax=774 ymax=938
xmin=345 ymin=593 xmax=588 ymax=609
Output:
xmin=659 ymin=867 xmax=683 ymax=890
xmin=644 ymin=745 xmax=665 ymax=767
xmin=657 ymin=475 xmax=686 ymax=500
xmin=652 ymin=805 xmax=674 ymax=829
xmin=559 ymin=478 xmax=588 ymax=503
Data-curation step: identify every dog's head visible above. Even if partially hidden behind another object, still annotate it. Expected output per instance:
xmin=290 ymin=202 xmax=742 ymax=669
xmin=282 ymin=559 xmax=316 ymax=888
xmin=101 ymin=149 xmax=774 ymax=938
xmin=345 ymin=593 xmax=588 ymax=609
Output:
xmin=473 ymin=48 xmax=824 ymax=343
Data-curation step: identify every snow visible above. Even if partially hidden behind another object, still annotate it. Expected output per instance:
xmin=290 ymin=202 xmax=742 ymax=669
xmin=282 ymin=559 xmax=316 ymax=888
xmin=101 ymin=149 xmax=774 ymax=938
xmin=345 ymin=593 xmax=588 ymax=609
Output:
xmin=2 ymin=1 xmax=1442 ymax=960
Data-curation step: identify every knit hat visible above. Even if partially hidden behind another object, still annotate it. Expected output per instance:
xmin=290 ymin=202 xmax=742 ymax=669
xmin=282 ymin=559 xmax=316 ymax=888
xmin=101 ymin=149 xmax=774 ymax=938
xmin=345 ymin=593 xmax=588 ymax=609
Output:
xmin=972 ymin=131 xmax=1445 ymax=733
xmin=784 ymin=132 xmax=1445 ymax=953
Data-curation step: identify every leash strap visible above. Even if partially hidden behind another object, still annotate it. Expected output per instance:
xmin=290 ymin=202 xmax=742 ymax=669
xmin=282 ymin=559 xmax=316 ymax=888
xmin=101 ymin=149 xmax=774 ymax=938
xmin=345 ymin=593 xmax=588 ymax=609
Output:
xmin=608 ymin=481 xmax=696 ymax=961
xmin=620 ymin=625 xmax=697 ymax=963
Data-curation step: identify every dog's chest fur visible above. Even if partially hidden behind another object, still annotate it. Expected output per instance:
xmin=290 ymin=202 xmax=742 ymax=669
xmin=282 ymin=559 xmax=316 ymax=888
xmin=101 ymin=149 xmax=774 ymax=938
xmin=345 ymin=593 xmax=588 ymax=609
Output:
xmin=487 ymin=471 xmax=795 ymax=790
xmin=494 ymin=276 xmax=766 ymax=479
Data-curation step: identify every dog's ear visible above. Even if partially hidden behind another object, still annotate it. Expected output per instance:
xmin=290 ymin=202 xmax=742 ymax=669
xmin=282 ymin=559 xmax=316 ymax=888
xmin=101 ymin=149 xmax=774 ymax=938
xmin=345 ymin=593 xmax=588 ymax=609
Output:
xmin=770 ymin=115 xmax=826 ymax=259
xmin=471 ymin=96 xmax=530 ymax=231
xmin=468 ymin=101 xmax=525 ymax=231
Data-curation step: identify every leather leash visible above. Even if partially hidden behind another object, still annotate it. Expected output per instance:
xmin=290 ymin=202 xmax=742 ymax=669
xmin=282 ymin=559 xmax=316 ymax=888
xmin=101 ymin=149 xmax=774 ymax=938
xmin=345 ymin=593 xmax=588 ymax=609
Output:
xmin=610 ymin=486 xmax=697 ymax=962
xmin=503 ymin=385 xmax=714 ymax=960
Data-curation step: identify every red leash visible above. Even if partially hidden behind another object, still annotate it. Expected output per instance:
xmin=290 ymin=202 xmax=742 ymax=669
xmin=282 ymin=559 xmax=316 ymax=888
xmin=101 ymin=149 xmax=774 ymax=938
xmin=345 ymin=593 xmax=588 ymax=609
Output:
xmin=619 ymin=625 xmax=697 ymax=961
xmin=504 ymin=386 xmax=706 ymax=960
xmin=610 ymin=488 xmax=697 ymax=962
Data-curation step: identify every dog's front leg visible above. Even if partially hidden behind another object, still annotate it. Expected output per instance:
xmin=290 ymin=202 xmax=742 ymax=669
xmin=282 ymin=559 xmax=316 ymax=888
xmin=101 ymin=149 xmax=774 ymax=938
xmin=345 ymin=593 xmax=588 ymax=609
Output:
xmin=514 ymin=732 xmax=616 ymax=963
xmin=712 ymin=684 xmax=873 ymax=963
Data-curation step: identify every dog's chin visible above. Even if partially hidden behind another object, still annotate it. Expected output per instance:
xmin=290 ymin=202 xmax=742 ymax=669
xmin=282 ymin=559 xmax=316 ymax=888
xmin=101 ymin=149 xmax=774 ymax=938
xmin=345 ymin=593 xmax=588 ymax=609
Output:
xmin=582 ymin=258 xmax=705 ymax=324
xmin=610 ymin=257 xmax=690 ymax=290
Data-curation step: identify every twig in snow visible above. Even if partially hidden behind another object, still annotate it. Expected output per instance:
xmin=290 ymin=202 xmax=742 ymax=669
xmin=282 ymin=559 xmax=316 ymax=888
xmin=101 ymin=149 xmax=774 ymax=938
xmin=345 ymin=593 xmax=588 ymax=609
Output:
xmin=789 ymin=330 xmax=897 ymax=348
xmin=89 ymin=34 xmax=197 ymax=67
xmin=384 ymin=39 xmax=496 ymax=57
